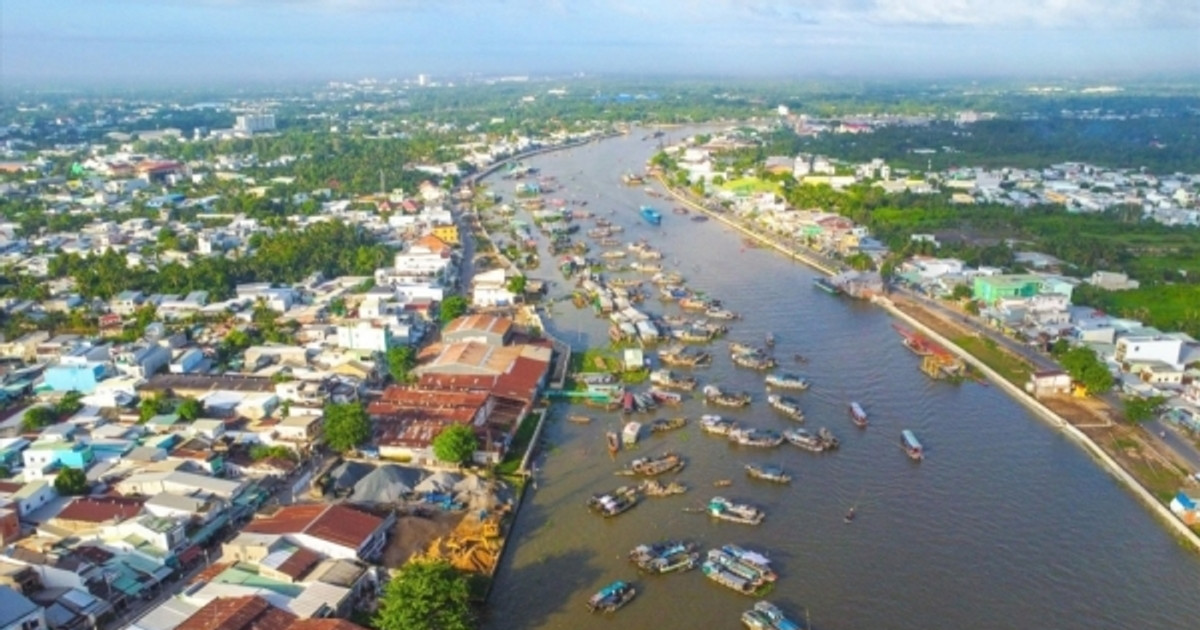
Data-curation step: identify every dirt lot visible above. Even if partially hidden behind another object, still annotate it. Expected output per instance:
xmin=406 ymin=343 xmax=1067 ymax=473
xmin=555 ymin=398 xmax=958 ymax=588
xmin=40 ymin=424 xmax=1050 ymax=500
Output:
xmin=381 ymin=510 xmax=466 ymax=568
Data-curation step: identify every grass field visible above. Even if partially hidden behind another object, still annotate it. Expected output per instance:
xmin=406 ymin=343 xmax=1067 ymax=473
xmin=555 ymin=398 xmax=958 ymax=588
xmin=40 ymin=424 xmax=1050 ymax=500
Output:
xmin=952 ymin=335 xmax=1033 ymax=386
xmin=721 ymin=177 xmax=782 ymax=197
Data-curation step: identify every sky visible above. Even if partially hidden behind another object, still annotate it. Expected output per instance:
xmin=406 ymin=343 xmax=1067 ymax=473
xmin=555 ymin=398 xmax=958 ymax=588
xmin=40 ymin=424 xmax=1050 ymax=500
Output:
xmin=2 ymin=0 xmax=1198 ymax=86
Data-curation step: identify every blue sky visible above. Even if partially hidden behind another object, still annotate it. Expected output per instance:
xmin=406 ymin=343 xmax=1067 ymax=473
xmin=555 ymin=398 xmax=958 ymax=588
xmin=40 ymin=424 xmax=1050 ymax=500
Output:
xmin=2 ymin=0 xmax=1197 ymax=86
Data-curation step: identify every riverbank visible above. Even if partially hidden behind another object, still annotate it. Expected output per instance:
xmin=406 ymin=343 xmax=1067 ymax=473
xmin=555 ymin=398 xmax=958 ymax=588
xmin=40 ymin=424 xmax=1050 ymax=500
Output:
xmin=655 ymin=174 xmax=1200 ymax=549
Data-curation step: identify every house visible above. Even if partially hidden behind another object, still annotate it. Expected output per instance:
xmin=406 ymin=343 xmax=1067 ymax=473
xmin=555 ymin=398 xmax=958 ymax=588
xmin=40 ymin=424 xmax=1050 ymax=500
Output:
xmin=111 ymin=291 xmax=146 ymax=316
xmin=1170 ymin=489 xmax=1200 ymax=524
xmin=442 ymin=314 xmax=513 ymax=346
xmin=367 ymin=388 xmax=500 ymax=464
xmin=1026 ymin=370 xmax=1072 ymax=398
xmin=1088 ymin=271 xmax=1140 ymax=291
xmin=22 ymin=440 xmax=96 ymax=480
xmin=0 ymin=507 xmax=18 ymax=546
xmin=972 ymin=274 xmax=1042 ymax=305
xmin=242 ymin=504 xmax=391 ymax=561
xmin=168 ymin=595 xmax=368 ymax=630
xmin=50 ymin=495 xmax=145 ymax=533
xmin=335 ymin=321 xmax=405 ymax=357
xmin=471 ymin=268 xmax=516 ymax=308
xmin=431 ymin=224 xmax=459 ymax=245
xmin=0 ymin=586 xmax=44 ymax=630
xmin=115 ymin=345 xmax=172 ymax=379
xmin=0 ymin=480 xmax=56 ymax=517
xmin=42 ymin=362 xmax=108 ymax=394
xmin=1115 ymin=336 xmax=1186 ymax=371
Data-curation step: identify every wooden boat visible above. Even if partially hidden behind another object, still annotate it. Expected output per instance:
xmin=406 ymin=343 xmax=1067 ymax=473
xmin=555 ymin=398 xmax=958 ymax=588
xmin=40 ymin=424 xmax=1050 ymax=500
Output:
xmin=650 ymin=417 xmax=688 ymax=433
xmin=818 ymin=427 xmax=840 ymax=450
xmin=587 ymin=486 xmax=640 ymax=517
xmin=732 ymin=352 xmax=777 ymax=370
xmin=728 ymin=341 xmax=760 ymax=356
xmin=742 ymin=601 xmax=801 ymax=630
xmin=705 ymin=307 xmax=740 ymax=320
xmin=623 ymin=421 xmax=642 ymax=446
xmin=568 ymin=415 xmax=592 ymax=424
xmin=729 ymin=428 xmax=784 ymax=448
xmin=630 ymin=541 xmax=699 ymax=573
xmin=784 ymin=427 xmax=832 ymax=453
xmin=649 ymin=369 xmax=697 ymax=391
xmin=709 ymin=546 xmax=776 ymax=583
xmin=617 ymin=452 xmax=684 ymax=477
xmin=703 ymin=384 xmax=751 ymax=408
xmin=679 ymin=296 xmax=710 ymax=311
xmin=702 ymin=560 xmax=762 ymax=595
xmin=744 ymin=463 xmax=791 ymax=484
xmin=648 ymin=387 xmax=684 ymax=406
xmin=764 ymin=331 xmax=776 ymax=347
xmin=849 ymin=401 xmax=869 ymax=428
xmin=639 ymin=479 xmax=688 ymax=497
xmin=700 ymin=414 xmax=738 ymax=436
xmin=901 ymin=429 xmax=924 ymax=461
xmin=813 ymin=277 xmax=842 ymax=295
xmin=606 ymin=431 xmax=620 ymax=455
xmin=586 ymin=580 xmax=637 ymax=613
xmin=707 ymin=497 xmax=765 ymax=525
xmin=766 ymin=394 xmax=804 ymax=421
xmin=713 ymin=479 xmax=733 ymax=487
xmin=764 ymin=372 xmax=810 ymax=390
xmin=658 ymin=346 xmax=712 ymax=368
xmin=672 ymin=206 xmax=689 ymax=215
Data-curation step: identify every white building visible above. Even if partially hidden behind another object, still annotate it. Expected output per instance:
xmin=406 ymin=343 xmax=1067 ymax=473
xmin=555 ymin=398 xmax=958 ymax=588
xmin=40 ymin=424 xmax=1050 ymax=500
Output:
xmin=1114 ymin=336 xmax=1185 ymax=370
xmin=471 ymin=268 xmax=516 ymax=308
xmin=234 ymin=114 xmax=276 ymax=134
xmin=336 ymin=320 xmax=405 ymax=355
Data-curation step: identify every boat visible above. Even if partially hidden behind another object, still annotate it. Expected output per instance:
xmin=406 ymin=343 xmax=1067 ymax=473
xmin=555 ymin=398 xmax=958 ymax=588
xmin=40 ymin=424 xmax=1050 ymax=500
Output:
xmin=679 ymin=296 xmax=710 ymax=311
xmin=745 ymin=463 xmax=791 ymax=484
xmin=701 ymin=560 xmax=760 ymax=595
xmin=650 ymin=417 xmax=688 ymax=433
xmin=649 ymin=368 xmax=697 ymax=391
xmin=617 ymin=452 xmax=685 ymax=477
xmin=640 ymin=206 xmax=663 ymax=226
xmin=764 ymin=331 xmax=776 ymax=347
xmin=707 ymin=497 xmax=765 ymax=525
xmin=783 ymin=427 xmax=834 ymax=453
xmin=718 ymin=545 xmax=777 ymax=582
xmin=703 ymin=384 xmax=752 ymax=408
xmin=587 ymin=486 xmax=640 ymax=517
xmin=844 ymin=507 xmax=857 ymax=523
xmin=672 ymin=206 xmax=689 ymax=215
xmin=742 ymin=601 xmax=801 ymax=630
xmin=606 ymin=431 xmax=620 ymax=455
xmin=813 ymin=277 xmax=842 ymax=295
xmin=764 ymin=372 xmax=810 ymax=390
xmin=732 ymin=352 xmax=777 ymax=370
xmin=700 ymin=414 xmax=739 ymax=436
xmin=728 ymin=341 xmax=760 ymax=356
xmin=648 ymin=387 xmax=684 ymax=406
xmin=658 ymin=345 xmax=712 ymax=368
xmin=586 ymin=580 xmax=637 ymax=613
xmin=705 ymin=307 xmax=740 ymax=320
xmin=621 ymin=173 xmax=645 ymax=186
xmin=818 ymin=427 xmax=840 ymax=450
xmin=600 ymin=250 xmax=627 ymax=259
xmin=629 ymin=541 xmax=699 ymax=573
xmin=901 ymin=429 xmax=924 ymax=460
xmin=713 ymin=479 xmax=733 ymax=487
xmin=639 ymin=479 xmax=688 ymax=497
xmin=766 ymin=394 xmax=804 ymax=421
xmin=849 ymin=401 xmax=869 ymax=428
xmin=623 ymin=421 xmax=642 ymax=446
xmin=568 ymin=415 xmax=592 ymax=424
xmin=729 ymin=427 xmax=784 ymax=448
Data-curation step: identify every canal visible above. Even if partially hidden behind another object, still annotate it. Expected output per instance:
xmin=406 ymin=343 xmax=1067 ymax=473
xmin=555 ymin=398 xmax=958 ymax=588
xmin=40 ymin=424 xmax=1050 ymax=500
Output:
xmin=481 ymin=128 xmax=1200 ymax=630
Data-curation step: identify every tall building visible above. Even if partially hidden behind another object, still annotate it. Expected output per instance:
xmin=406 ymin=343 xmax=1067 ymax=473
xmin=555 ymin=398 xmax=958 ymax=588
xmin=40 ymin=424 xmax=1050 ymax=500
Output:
xmin=234 ymin=114 xmax=276 ymax=134
xmin=417 ymin=73 xmax=429 ymax=86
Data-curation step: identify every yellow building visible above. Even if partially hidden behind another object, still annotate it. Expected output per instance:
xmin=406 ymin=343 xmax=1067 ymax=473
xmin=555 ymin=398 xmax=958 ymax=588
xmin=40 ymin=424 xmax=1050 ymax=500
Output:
xmin=432 ymin=224 xmax=460 ymax=245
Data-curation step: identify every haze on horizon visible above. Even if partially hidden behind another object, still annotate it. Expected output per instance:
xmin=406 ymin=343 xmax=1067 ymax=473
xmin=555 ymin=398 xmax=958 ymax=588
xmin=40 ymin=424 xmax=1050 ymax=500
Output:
xmin=3 ymin=0 xmax=1198 ymax=87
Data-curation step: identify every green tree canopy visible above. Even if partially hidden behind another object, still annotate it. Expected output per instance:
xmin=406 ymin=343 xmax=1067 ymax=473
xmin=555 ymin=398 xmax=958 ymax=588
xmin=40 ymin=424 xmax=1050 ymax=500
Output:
xmin=54 ymin=467 xmax=89 ymax=495
xmin=432 ymin=425 xmax=478 ymax=466
xmin=386 ymin=346 xmax=416 ymax=383
xmin=1123 ymin=395 xmax=1166 ymax=424
xmin=139 ymin=393 xmax=173 ymax=423
xmin=324 ymin=402 xmax=371 ymax=453
xmin=506 ymin=274 xmax=527 ymax=295
xmin=22 ymin=406 xmax=58 ymax=432
xmin=439 ymin=295 xmax=469 ymax=326
xmin=374 ymin=560 xmax=473 ymax=630
xmin=1058 ymin=346 xmax=1114 ymax=395
xmin=176 ymin=397 xmax=204 ymax=422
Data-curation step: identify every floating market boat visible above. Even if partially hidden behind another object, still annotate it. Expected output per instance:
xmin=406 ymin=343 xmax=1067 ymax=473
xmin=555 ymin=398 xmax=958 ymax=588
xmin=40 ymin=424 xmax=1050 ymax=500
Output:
xmin=783 ymin=427 xmax=834 ymax=453
xmin=708 ymin=546 xmax=776 ymax=585
xmin=586 ymin=580 xmax=637 ymax=613
xmin=902 ymin=429 xmax=924 ymax=461
xmin=744 ymin=463 xmax=791 ymax=484
xmin=849 ymin=401 xmax=869 ymax=428
xmin=729 ymin=341 xmax=760 ymax=356
xmin=617 ymin=452 xmax=685 ymax=477
xmin=630 ymin=541 xmax=700 ymax=574
xmin=702 ymin=561 xmax=761 ymax=595
xmin=764 ymin=372 xmax=810 ymax=391
xmin=733 ymin=351 xmax=777 ymax=370
xmin=764 ymin=331 xmax=776 ymax=347
xmin=568 ymin=415 xmax=592 ymax=424
xmin=623 ymin=421 xmax=642 ymax=446
xmin=587 ymin=486 xmax=640 ymax=518
xmin=766 ymin=394 xmax=804 ymax=421
xmin=679 ymin=296 xmax=710 ymax=311
xmin=705 ymin=307 xmax=740 ymax=320
xmin=640 ymin=206 xmax=663 ymax=225
xmin=700 ymin=414 xmax=739 ymax=436
xmin=703 ymin=384 xmax=752 ymax=407
xmin=708 ymin=497 xmax=766 ymax=525
xmin=648 ymin=387 xmax=684 ymax=406
xmin=818 ymin=427 xmax=840 ymax=450
xmin=650 ymin=417 xmax=688 ymax=433
xmin=649 ymin=369 xmax=697 ymax=391
xmin=729 ymin=427 xmax=784 ymax=448
xmin=659 ymin=345 xmax=712 ymax=367
xmin=606 ymin=431 xmax=620 ymax=455
xmin=742 ymin=601 xmax=801 ymax=630
xmin=813 ymin=277 xmax=842 ymax=295
xmin=640 ymin=479 xmax=688 ymax=497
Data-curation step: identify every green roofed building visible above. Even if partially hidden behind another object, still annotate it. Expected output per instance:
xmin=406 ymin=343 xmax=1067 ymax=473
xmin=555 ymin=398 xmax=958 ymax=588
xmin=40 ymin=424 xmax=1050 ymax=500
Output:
xmin=973 ymin=274 xmax=1042 ymax=305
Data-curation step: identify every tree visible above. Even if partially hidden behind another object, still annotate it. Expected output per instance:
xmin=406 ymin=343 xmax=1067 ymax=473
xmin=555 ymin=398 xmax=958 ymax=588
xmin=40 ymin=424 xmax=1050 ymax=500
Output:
xmin=1124 ymin=395 xmax=1166 ymax=424
xmin=176 ymin=397 xmax=203 ymax=422
xmin=374 ymin=560 xmax=473 ymax=630
xmin=1059 ymin=346 xmax=1114 ymax=395
xmin=139 ymin=393 xmax=172 ymax=423
xmin=250 ymin=444 xmax=297 ymax=462
xmin=950 ymin=284 xmax=973 ymax=300
xmin=386 ymin=346 xmax=416 ymax=383
xmin=324 ymin=402 xmax=371 ymax=453
xmin=22 ymin=406 xmax=58 ymax=432
xmin=54 ymin=467 xmax=89 ymax=496
xmin=439 ymin=295 xmax=469 ymax=326
xmin=432 ymin=425 xmax=478 ymax=466
xmin=506 ymin=274 xmax=527 ymax=295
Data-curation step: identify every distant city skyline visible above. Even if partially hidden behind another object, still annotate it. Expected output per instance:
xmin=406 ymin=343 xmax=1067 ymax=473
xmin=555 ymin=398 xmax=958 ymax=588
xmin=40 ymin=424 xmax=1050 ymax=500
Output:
xmin=3 ymin=0 xmax=1198 ymax=87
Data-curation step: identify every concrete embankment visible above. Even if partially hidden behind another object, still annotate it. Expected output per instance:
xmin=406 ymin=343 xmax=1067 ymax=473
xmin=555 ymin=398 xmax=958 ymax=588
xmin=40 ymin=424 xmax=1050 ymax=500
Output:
xmin=656 ymin=175 xmax=1200 ymax=550
xmin=468 ymin=132 xmax=622 ymax=184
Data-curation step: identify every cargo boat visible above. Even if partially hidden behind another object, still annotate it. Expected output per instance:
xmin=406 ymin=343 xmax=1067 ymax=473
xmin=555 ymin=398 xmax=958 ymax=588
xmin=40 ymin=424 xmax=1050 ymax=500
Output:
xmin=764 ymin=372 xmax=810 ymax=390
xmin=700 ymin=414 xmax=739 ymax=436
xmin=640 ymin=206 xmax=663 ymax=225
xmin=623 ymin=421 xmax=642 ymax=446
xmin=586 ymin=580 xmax=637 ymax=613
xmin=902 ymin=429 xmax=924 ymax=460
xmin=707 ymin=497 xmax=766 ymax=525
xmin=766 ymin=394 xmax=804 ymax=421
xmin=617 ymin=452 xmax=685 ymax=477
xmin=742 ymin=601 xmax=801 ymax=630
xmin=744 ymin=463 xmax=791 ymax=484
xmin=649 ymin=368 xmax=698 ymax=391
xmin=784 ymin=427 xmax=835 ymax=453
xmin=849 ymin=401 xmax=869 ymax=428
xmin=703 ymin=384 xmax=752 ymax=408
xmin=587 ymin=486 xmax=640 ymax=517
xmin=650 ymin=417 xmax=688 ymax=433
xmin=729 ymin=427 xmax=784 ymax=448
xmin=629 ymin=541 xmax=700 ymax=574
xmin=813 ymin=277 xmax=841 ymax=295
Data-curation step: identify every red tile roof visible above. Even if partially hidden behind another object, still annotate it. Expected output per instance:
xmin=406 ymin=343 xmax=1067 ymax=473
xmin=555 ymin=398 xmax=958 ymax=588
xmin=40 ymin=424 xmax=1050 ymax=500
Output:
xmin=276 ymin=546 xmax=322 ymax=580
xmin=54 ymin=496 xmax=144 ymax=524
xmin=289 ymin=621 xmax=368 ymax=630
xmin=243 ymin=504 xmax=384 ymax=553
xmin=177 ymin=596 xmax=296 ymax=630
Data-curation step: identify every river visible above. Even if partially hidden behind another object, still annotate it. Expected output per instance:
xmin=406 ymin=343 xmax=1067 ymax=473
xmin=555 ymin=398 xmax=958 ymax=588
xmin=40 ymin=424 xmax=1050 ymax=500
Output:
xmin=480 ymin=128 xmax=1200 ymax=630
